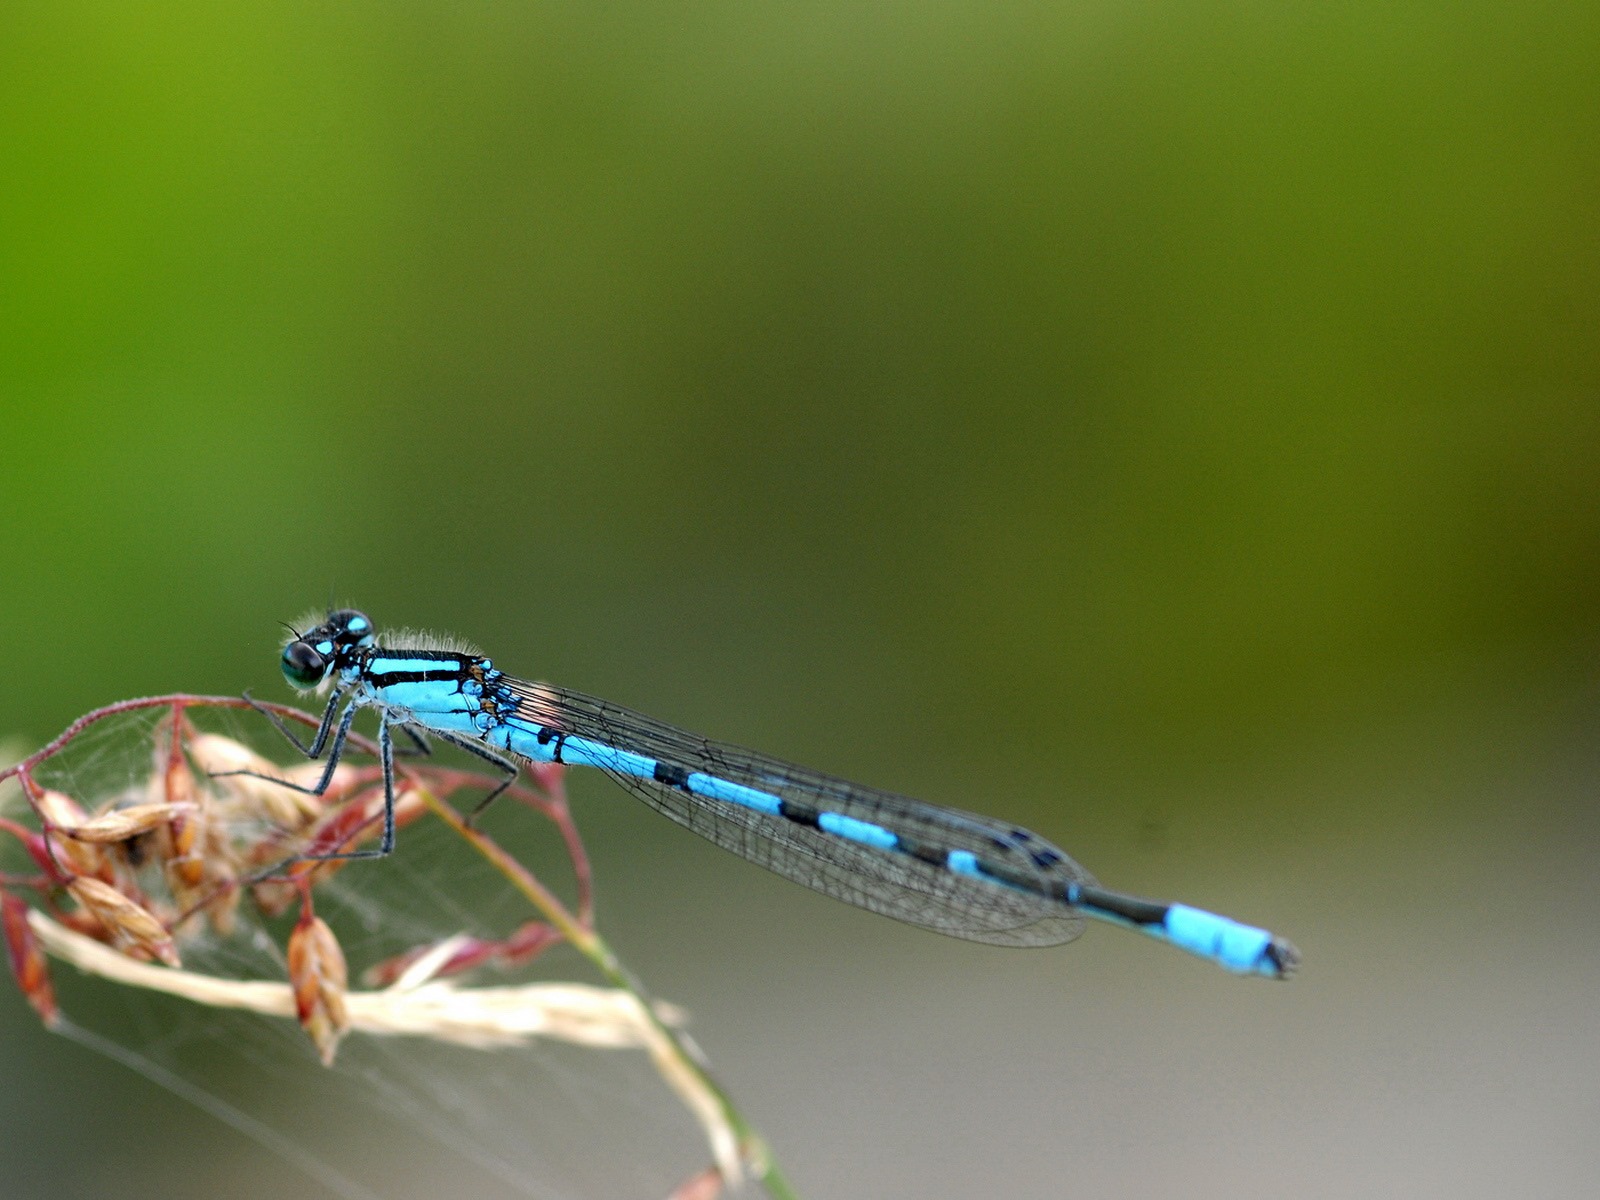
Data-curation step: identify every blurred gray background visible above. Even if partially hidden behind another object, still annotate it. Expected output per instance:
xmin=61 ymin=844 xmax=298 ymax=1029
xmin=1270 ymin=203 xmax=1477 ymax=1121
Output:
xmin=2 ymin=3 xmax=1597 ymax=1197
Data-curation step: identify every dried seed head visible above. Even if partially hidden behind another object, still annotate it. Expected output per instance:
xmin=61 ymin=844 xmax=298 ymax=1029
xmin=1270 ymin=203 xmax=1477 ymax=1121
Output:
xmin=59 ymin=802 xmax=194 ymax=845
xmin=159 ymin=802 xmax=207 ymax=889
xmin=162 ymin=742 xmax=197 ymax=808
xmin=197 ymin=816 xmax=242 ymax=938
xmin=2 ymin=893 xmax=58 ymax=1028
xmin=189 ymin=734 xmax=325 ymax=828
xmin=159 ymin=806 xmax=241 ymax=938
xmin=29 ymin=787 xmax=88 ymax=827
xmin=288 ymin=910 xmax=349 ymax=1066
xmin=32 ymin=790 xmax=113 ymax=879
xmin=66 ymin=877 xmax=181 ymax=968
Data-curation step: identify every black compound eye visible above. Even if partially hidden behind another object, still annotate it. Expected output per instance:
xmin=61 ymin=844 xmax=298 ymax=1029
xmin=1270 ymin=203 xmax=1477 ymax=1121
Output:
xmin=281 ymin=641 xmax=329 ymax=688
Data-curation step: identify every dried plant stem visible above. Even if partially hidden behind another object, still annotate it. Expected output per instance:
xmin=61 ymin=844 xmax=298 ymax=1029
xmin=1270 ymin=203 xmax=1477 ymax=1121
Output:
xmin=29 ymin=908 xmax=682 ymax=1051
xmin=416 ymin=780 xmax=797 ymax=1199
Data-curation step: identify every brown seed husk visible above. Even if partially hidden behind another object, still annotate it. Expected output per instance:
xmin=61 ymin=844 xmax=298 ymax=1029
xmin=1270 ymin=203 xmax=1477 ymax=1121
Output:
xmin=66 ymin=877 xmax=181 ymax=968
xmin=288 ymin=912 xmax=350 ymax=1066
xmin=2 ymin=893 xmax=58 ymax=1027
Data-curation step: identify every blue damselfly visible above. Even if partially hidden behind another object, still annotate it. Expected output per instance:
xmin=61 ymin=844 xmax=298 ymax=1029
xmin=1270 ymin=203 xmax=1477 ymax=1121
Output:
xmin=234 ymin=610 xmax=1298 ymax=978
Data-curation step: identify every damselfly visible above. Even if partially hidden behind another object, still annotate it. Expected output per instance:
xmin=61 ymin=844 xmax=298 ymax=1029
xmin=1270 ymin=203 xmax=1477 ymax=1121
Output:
xmin=236 ymin=609 xmax=1299 ymax=978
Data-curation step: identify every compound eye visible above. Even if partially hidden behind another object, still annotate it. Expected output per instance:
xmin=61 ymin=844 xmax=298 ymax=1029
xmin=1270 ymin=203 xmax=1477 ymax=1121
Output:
xmin=281 ymin=641 xmax=329 ymax=688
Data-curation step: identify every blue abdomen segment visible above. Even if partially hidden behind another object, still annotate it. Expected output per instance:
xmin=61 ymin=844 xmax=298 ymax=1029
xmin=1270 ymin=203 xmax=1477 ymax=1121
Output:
xmin=1159 ymin=904 xmax=1284 ymax=977
xmin=500 ymin=723 xmax=790 ymax=817
xmin=684 ymin=773 xmax=783 ymax=816
xmin=1066 ymin=883 xmax=1295 ymax=977
xmin=551 ymin=736 xmax=656 ymax=779
xmin=817 ymin=811 xmax=899 ymax=850
xmin=495 ymin=721 xmax=559 ymax=760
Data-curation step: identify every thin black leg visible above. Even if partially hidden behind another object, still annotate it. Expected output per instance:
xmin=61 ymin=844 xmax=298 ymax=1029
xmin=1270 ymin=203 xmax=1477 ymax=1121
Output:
xmin=295 ymin=715 xmax=396 ymax=863
xmin=214 ymin=700 xmax=359 ymax=799
xmin=242 ymin=688 xmax=344 ymax=759
xmin=392 ymin=724 xmax=432 ymax=758
xmin=377 ymin=718 xmax=397 ymax=855
xmin=428 ymin=730 xmax=520 ymax=825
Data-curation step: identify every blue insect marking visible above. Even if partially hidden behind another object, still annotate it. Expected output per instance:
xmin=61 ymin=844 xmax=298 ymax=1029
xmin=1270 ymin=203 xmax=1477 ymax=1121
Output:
xmin=686 ymin=774 xmax=784 ymax=816
xmin=817 ymin=811 xmax=899 ymax=850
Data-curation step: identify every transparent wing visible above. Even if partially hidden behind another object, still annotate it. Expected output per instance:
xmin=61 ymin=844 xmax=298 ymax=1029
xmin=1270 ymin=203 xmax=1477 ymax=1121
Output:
xmin=507 ymin=680 xmax=1096 ymax=947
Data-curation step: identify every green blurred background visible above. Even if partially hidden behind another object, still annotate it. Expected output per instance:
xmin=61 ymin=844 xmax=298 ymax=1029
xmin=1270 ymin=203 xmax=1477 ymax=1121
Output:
xmin=3 ymin=2 xmax=1598 ymax=1197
